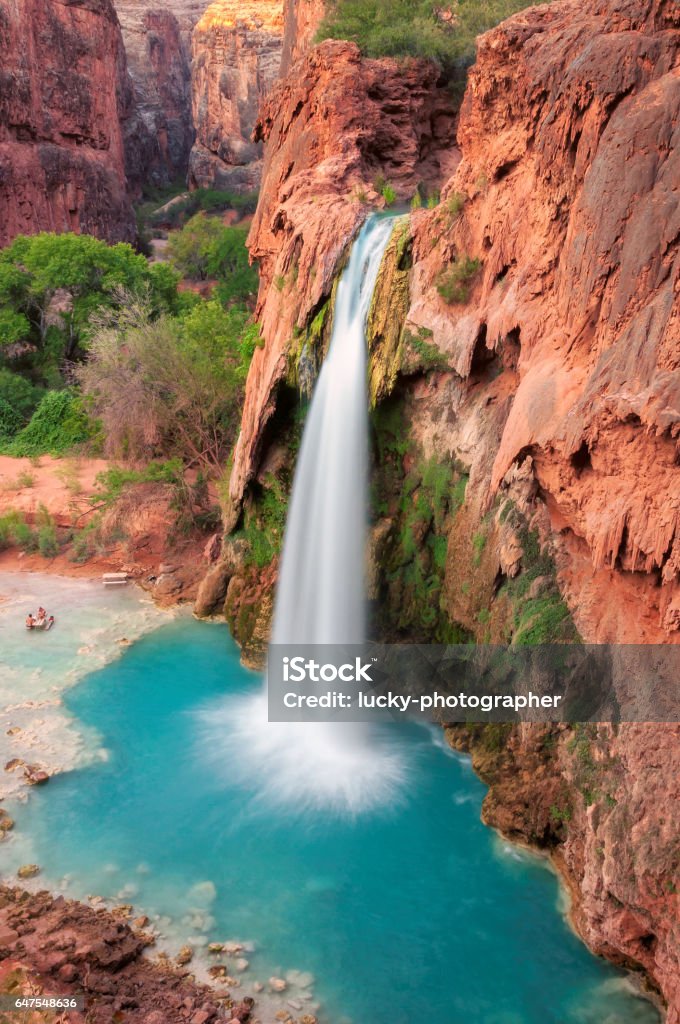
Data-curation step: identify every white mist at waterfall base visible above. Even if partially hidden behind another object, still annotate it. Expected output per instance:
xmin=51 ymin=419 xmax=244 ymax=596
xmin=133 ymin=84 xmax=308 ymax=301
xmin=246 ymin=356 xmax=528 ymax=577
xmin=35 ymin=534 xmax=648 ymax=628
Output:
xmin=198 ymin=215 xmax=412 ymax=817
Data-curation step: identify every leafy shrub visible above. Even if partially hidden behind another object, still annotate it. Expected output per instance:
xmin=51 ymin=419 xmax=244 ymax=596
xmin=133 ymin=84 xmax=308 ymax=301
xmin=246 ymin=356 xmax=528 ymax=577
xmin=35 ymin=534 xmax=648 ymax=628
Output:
xmin=209 ymin=227 xmax=259 ymax=303
xmin=0 ymin=398 xmax=22 ymax=439
xmin=472 ymin=530 xmax=487 ymax=565
xmin=77 ymin=299 xmax=257 ymax=470
xmin=37 ymin=518 xmax=59 ymax=558
xmin=16 ymin=470 xmax=34 ymax=488
xmin=317 ymin=0 xmax=548 ymax=69
xmin=0 ymin=510 xmax=20 ymax=549
xmin=403 ymin=328 xmax=448 ymax=371
xmin=447 ymin=192 xmax=466 ymax=218
xmin=91 ymin=460 xmax=184 ymax=508
xmin=3 ymin=389 xmax=94 ymax=457
xmin=381 ymin=184 xmax=397 ymax=206
xmin=436 ymin=256 xmax=481 ymax=304
xmin=0 ymin=369 xmax=44 ymax=423
xmin=70 ymin=516 xmax=103 ymax=564
xmin=0 ymin=510 xmax=37 ymax=552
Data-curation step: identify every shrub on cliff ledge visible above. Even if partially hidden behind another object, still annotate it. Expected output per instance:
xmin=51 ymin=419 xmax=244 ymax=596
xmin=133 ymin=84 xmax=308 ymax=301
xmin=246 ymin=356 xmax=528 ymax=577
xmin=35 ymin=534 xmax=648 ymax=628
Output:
xmin=436 ymin=256 xmax=481 ymax=304
xmin=318 ymin=0 xmax=547 ymax=68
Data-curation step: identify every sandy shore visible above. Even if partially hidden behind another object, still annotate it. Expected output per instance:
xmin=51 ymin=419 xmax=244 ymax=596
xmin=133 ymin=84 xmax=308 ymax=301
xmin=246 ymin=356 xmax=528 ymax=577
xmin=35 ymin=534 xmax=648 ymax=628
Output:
xmin=0 ymin=453 xmax=213 ymax=602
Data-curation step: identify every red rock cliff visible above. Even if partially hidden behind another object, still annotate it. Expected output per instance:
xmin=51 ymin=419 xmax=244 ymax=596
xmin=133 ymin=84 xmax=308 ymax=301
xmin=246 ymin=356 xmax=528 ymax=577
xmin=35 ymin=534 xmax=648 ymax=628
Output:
xmin=113 ymin=0 xmax=201 ymax=188
xmin=188 ymin=0 xmax=284 ymax=192
xmin=410 ymin=3 xmax=679 ymax=1013
xmin=280 ymin=0 xmax=326 ymax=72
xmin=407 ymin=0 xmax=680 ymax=644
xmin=0 ymin=0 xmax=135 ymax=245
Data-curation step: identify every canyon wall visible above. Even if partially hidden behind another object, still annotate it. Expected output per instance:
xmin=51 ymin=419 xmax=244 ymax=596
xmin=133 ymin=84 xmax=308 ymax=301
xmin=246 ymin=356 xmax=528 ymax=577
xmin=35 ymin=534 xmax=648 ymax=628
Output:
xmin=200 ymin=0 xmax=680 ymax=1015
xmin=0 ymin=0 xmax=135 ymax=246
xmin=188 ymin=0 xmax=284 ymax=192
xmin=280 ymin=0 xmax=326 ymax=72
xmin=113 ymin=0 xmax=202 ymax=189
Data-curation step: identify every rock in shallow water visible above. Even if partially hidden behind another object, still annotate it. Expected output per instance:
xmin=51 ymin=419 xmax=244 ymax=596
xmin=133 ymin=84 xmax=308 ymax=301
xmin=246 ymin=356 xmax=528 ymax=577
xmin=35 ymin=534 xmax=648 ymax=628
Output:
xmin=17 ymin=864 xmax=40 ymax=879
xmin=177 ymin=944 xmax=194 ymax=965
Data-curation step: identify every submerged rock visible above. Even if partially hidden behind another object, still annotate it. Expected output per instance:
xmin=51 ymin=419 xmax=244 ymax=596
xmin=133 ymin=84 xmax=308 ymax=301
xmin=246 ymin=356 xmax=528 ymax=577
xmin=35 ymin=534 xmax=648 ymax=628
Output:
xmin=17 ymin=865 xmax=40 ymax=879
xmin=0 ymin=809 xmax=14 ymax=833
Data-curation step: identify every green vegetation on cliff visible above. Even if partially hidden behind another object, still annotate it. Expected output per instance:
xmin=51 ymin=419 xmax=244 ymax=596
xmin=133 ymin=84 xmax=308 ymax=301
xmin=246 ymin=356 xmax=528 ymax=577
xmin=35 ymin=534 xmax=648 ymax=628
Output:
xmin=370 ymin=396 xmax=472 ymax=642
xmin=318 ymin=0 xmax=548 ymax=68
xmin=0 ymin=232 xmax=178 ymax=371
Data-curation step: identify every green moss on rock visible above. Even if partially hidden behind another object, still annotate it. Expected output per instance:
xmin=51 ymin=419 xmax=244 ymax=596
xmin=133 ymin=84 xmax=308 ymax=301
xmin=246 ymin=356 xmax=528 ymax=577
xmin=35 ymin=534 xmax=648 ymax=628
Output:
xmin=367 ymin=219 xmax=411 ymax=405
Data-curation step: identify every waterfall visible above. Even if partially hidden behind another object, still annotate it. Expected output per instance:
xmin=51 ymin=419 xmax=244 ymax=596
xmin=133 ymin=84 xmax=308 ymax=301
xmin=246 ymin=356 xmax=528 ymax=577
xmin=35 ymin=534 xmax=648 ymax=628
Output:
xmin=272 ymin=214 xmax=396 ymax=645
xmin=200 ymin=214 xmax=409 ymax=817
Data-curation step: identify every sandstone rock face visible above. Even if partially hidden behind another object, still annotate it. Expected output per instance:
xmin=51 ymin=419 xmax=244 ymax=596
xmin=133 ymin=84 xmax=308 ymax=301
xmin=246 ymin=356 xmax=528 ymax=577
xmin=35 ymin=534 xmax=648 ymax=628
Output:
xmin=188 ymin=0 xmax=284 ymax=192
xmin=448 ymin=721 xmax=680 ymax=1024
xmin=228 ymin=39 xmax=457 ymax=511
xmin=280 ymin=0 xmax=326 ymax=73
xmin=406 ymin=0 xmax=680 ymax=644
xmin=0 ymin=0 xmax=135 ymax=245
xmin=114 ymin=0 xmax=199 ymax=189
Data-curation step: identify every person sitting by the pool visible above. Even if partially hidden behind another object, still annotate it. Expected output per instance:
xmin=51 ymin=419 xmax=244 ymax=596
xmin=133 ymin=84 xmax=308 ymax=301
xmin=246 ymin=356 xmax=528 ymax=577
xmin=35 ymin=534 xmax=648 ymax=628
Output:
xmin=26 ymin=613 xmax=35 ymax=629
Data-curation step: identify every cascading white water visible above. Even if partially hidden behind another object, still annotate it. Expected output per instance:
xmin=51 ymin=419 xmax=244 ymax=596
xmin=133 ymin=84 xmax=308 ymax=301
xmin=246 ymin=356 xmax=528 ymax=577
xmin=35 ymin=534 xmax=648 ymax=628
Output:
xmin=199 ymin=215 xmax=410 ymax=816
xmin=272 ymin=214 xmax=395 ymax=645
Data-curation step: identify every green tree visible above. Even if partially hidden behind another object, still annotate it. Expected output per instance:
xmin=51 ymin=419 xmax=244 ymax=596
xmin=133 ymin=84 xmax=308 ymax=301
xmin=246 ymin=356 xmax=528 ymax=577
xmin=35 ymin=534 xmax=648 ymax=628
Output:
xmin=167 ymin=215 xmax=258 ymax=301
xmin=208 ymin=226 xmax=259 ymax=303
xmin=0 ymin=368 xmax=44 ymax=423
xmin=0 ymin=232 xmax=179 ymax=368
xmin=167 ymin=212 xmax=227 ymax=281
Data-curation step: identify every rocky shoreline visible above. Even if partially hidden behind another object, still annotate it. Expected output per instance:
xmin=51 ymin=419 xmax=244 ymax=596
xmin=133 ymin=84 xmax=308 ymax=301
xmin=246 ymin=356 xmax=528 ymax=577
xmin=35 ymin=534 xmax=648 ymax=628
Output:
xmin=0 ymin=887 xmax=259 ymax=1024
